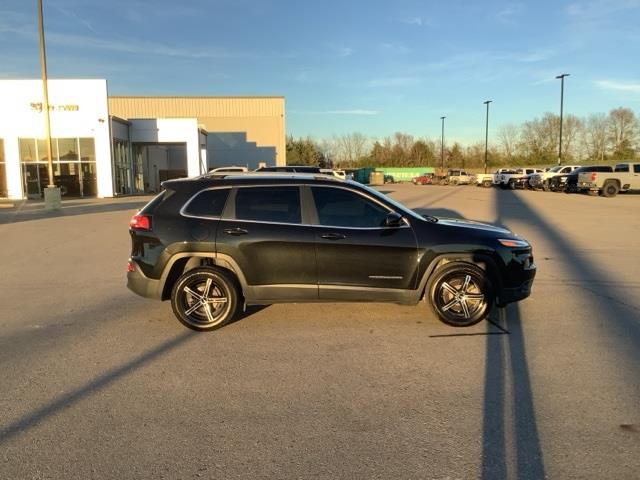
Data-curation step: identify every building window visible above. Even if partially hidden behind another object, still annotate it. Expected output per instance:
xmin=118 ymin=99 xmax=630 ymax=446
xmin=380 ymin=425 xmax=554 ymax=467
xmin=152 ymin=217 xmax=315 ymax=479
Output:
xmin=0 ymin=139 xmax=7 ymax=198
xmin=18 ymin=137 xmax=97 ymax=198
xmin=113 ymin=139 xmax=132 ymax=195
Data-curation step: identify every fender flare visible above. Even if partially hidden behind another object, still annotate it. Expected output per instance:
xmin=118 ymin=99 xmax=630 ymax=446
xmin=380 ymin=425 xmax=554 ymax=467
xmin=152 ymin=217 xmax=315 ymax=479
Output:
xmin=417 ymin=252 xmax=503 ymax=300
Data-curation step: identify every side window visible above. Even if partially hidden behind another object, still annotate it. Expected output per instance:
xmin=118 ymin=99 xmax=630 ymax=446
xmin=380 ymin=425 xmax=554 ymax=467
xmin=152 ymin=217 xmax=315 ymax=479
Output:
xmin=311 ymin=187 xmax=390 ymax=228
xmin=614 ymin=164 xmax=628 ymax=172
xmin=634 ymin=164 xmax=640 ymax=173
xmin=235 ymin=186 xmax=301 ymax=224
xmin=183 ymin=188 xmax=229 ymax=217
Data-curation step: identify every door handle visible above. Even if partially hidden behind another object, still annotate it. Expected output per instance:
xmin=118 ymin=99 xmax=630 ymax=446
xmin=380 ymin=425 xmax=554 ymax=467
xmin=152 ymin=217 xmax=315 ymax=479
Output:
xmin=223 ymin=227 xmax=248 ymax=236
xmin=320 ymin=232 xmax=346 ymax=240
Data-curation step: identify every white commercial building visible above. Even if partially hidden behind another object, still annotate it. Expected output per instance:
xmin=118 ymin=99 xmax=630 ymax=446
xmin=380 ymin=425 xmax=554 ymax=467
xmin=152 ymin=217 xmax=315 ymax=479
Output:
xmin=0 ymin=79 xmax=285 ymax=200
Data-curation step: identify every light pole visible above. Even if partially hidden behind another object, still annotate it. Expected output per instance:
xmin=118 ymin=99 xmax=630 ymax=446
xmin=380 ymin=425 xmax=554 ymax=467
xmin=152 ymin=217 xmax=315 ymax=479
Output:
xmin=37 ymin=0 xmax=60 ymax=209
xmin=483 ymin=100 xmax=492 ymax=174
xmin=556 ymin=73 xmax=569 ymax=166
xmin=440 ymin=116 xmax=446 ymax=173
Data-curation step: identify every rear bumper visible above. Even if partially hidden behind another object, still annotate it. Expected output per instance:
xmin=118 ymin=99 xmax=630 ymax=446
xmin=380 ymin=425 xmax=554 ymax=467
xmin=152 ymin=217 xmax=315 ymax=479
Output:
xmin=127 ymin=260 xmax=161 ymax=299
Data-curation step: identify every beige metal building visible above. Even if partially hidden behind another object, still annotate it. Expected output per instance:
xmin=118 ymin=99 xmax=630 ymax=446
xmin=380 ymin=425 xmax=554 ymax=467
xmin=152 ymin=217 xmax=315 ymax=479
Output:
xmin=108 ymin=96 xmax=285 ymax=167
xmin=0 ymin=79 xmax=286 ymax=199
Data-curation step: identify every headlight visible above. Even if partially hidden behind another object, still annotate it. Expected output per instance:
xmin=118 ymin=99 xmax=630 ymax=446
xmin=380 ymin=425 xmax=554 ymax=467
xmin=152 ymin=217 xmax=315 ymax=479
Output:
xmin=498 ymin=238 xmax=530 ymax=248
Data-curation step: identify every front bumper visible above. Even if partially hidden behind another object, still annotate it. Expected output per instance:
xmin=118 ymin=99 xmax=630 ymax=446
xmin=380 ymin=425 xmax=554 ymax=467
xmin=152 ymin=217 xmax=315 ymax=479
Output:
xmin=127 ymin=260 xmax=161 ymax=299
xmin=498 ymin=278 xmax=534 ymax=306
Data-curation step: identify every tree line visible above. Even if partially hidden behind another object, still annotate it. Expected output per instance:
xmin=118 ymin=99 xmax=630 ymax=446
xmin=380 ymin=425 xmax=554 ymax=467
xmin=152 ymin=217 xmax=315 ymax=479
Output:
xmin=286 ymin=107 xmax=639 ymax=170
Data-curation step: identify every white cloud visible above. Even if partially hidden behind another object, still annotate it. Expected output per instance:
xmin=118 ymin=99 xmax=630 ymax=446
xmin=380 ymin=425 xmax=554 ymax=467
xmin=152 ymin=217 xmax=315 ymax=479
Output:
xmin=595 ymin=80 xmax=640 ymax=92
xmin=402 ymin=16 xmax=431 ymax=27
xmin=331 ymin=46 xmax=354 ymax=58
xmin=495 ymin=3 xmax=525 ymax=24
xmin=291 ymin=110 xmax=380 ymax=116
xmin=368 ymin=77 xmax=422 ymax=87
xmin=379 ymin=42 xmax=411 ymax=55
xmin=567 ymin=0 xmax=640 ymax=19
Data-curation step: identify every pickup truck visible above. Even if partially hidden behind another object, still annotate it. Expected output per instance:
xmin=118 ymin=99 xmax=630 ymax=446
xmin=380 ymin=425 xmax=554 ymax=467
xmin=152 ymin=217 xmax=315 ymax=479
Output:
xmin=473 ymin=169 xmax=511 ymax=187
xmin=577 ymin=162 xmax=640 ymax=197
xmin=529 ymin=165 xmax=581 ymax=190
xmin=497 ymin=168 xmax=544 ymax=189
xmin=445 ymin=169 xmax=472 ymax=186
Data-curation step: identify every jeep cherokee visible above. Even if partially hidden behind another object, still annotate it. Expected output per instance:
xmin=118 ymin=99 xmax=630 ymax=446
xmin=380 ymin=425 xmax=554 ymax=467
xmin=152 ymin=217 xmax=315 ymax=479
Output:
xmin=127 ymin=174 xmax=536 ymax=331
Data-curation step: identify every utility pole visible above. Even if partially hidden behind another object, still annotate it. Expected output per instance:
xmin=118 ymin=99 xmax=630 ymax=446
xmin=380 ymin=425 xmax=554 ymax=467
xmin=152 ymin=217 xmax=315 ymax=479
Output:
xmin=556 ymin=73 xmax=570 ymax=166
xmin=37 ymin=0 xmax=60 ymax=209
xmin=483 ymin=100 xmax=492 ymax=174
xmin=440 ymin=116 xmax=446 ymax=173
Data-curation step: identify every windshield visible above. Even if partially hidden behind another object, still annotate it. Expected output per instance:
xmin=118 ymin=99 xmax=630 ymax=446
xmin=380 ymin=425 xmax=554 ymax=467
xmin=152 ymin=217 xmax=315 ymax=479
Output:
xmin=358 ymin=183 xmax=426 ymax=221
xmin=548 ymin=166 xmax=562 ymax=173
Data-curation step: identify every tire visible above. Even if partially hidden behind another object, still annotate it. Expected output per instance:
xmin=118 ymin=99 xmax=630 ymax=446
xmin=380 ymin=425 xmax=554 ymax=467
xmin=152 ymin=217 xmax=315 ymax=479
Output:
xmin=451 ymin=179 xmax=459 ymax=186
xmin=508 ymin=179 xmax=516 ymax=190
xmin=601 ymin=181 xmax=619 ymax=198
xmin=171 ymin=267 xmax=239 ymax=331
xmin=426 ymin=262 xmax=494 ymax=327
xmin=482 ymin=180 xmax=492 ymax=188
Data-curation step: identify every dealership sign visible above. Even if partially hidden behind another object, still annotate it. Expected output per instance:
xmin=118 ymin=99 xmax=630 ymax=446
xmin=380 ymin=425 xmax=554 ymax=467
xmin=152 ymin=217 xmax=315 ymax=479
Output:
xmin=30 ymin=102 xmax=80 ymax=112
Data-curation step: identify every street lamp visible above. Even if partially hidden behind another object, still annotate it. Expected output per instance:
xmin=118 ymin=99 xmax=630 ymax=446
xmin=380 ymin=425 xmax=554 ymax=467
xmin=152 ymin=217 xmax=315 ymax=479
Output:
xmin=440 ymin=116 xmax=446 ymax=172
xmin=556 ymin=73 xmax=570 ymax=166
xmin=483 ymin=100 xmax=492 ymax=174
xmin=37 ymin=0 xmax=60 ymax=209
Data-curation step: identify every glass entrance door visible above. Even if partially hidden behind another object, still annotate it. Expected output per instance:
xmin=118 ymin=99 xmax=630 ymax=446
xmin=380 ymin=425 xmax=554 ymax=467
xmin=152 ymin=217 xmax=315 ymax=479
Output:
xmin=23 ymin=164 xmax=46 ymax=199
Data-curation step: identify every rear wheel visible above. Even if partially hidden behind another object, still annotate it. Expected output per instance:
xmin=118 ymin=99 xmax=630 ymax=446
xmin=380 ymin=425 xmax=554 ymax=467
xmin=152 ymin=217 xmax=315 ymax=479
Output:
xmin=426 ymin=263 xmax=493 ymax=327
xmin=171 ymin=267 xmax=239 ymax=331
xmin=601 ymin=181 xmax=619 ymax=198
xmin=451 ymin=178 xmax=459 ymax=186
xmin=482 ymin=180 xmax=492 ymax=188
xmin=508 ymin=179 xmax=517 ymax=190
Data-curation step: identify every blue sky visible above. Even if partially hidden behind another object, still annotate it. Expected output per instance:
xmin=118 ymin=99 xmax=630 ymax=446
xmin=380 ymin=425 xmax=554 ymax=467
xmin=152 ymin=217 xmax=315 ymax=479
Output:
xmin=1 ymin=0 xmax=639 ymax=143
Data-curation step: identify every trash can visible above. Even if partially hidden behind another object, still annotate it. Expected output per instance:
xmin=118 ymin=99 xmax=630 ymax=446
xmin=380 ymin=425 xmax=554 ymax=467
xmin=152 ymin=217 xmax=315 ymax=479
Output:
xmin=369 ymin=171 xmax=384 ymax=186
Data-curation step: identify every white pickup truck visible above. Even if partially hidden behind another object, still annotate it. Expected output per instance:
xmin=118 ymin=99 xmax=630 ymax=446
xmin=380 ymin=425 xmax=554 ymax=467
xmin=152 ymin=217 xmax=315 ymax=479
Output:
xmin=529 ymin=165 xmax=581 ymax=190
xmin=497 ymin=168 xmax=544 ymax=189
xmin=473 ymin=169 xmax=511 ymax=187
xmin=577 ymin=162 xmax=640 ymax=197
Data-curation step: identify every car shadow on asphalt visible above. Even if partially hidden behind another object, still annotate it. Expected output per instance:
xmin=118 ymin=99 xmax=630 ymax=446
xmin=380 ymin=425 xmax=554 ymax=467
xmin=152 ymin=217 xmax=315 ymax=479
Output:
xmin=0 ymin=329 xmax=198 ymax=445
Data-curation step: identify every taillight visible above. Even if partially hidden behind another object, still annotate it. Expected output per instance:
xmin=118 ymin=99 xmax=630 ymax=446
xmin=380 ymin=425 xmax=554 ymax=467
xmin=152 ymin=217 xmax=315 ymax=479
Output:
xmin=591 ymin=172 xmax=597 ymax=181
xmin=129 ymin=214 xmax=151 ymax=230
xmin=127 ymin=261 xmax=135 ymax=272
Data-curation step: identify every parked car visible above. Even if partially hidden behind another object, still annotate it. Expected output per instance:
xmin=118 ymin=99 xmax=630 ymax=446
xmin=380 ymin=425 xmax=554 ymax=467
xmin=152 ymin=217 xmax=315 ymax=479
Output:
xmin=127 ymin=174 xmax=536 ymax=331
xmin=577 ymin=162 xmax=640 ymax=197
xmin=446 ymin=169 xmax=472 ymax=186
xmin=256 ymin=165 xmax=322 ymax=173
xmin=412 ymin=173 xmax=435 ymax=185
xmin=208 ymin=166 xmax=248 ymax=174
xmin=564 ymin=165 xmax=613 ymax=193
xmin=529 ymin=165 xmax=581 ymax=190
xmin=473 ymin=169 xmax=510 ymax=188
xmin=497 ymin=168 xmax=544 ymax=189
xmin=320 ymin=169 xmax=347 ymax=180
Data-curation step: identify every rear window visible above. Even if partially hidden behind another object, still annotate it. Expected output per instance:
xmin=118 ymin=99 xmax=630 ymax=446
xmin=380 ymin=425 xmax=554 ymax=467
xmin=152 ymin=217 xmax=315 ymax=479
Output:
xmin=614 ymin=164 xmax=629 ymax=172
xmin=183 ymin=188 xmax=230 ymax=217
xmin=235 ymin=186 xmax=301 ymax=224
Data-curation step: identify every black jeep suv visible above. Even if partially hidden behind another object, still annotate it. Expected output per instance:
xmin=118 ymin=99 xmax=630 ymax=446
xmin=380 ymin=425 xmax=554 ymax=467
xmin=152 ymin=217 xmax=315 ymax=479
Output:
xmin=127 ymin=174 xmax=536 ymax=331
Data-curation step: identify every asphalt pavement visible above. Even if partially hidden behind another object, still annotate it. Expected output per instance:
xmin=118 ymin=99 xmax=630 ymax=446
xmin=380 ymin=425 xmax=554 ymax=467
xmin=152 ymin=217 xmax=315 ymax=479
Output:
xmin=0 ymin=185 xmax=638 ymax=479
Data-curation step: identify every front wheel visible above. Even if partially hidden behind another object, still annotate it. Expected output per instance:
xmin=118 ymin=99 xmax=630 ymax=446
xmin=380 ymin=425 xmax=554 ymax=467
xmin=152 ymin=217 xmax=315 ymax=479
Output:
xmin=482 ymin=180 xmax=492 ymax=188
xmin=426 ymin=263 xmax=494 ymax=327
xmin=171 ymin=267 xmax=239 ymax=331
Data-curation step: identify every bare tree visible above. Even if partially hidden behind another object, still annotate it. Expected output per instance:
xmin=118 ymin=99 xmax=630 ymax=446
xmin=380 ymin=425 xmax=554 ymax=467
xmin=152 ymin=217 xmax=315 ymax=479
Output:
xmin=497 ymin=123 xmax=520 ymax=162
xmin=583 ymin=113 xmax=609 ymax=162
xmin=334 ymin=132 xmax=370 ymax=164
xmin=608 ymin=107 xmax=638 ymax=159
xmin=561 ymin=114 xmax=584 ymax=161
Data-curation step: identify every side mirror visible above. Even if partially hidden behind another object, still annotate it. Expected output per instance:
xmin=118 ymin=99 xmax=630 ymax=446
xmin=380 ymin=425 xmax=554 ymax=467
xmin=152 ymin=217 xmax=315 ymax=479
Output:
xmin=384 ymin=212 xmax=405 ymax=228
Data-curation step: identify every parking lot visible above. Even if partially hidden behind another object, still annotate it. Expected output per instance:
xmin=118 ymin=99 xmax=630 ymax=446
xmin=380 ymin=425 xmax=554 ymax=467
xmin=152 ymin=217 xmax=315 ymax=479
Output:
xmin=1 ymin=184 xmax=639 ymax=479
